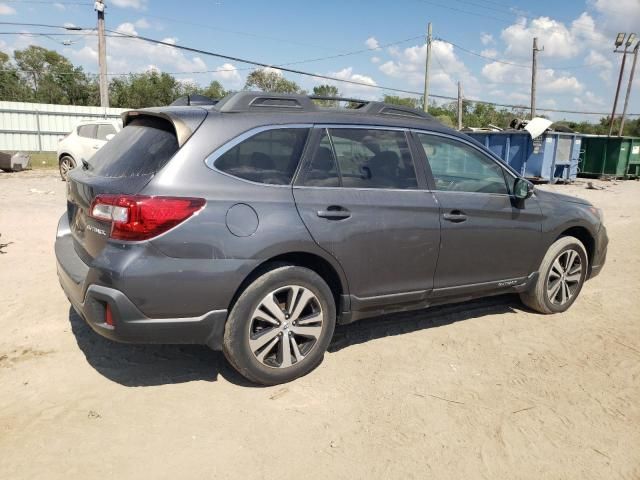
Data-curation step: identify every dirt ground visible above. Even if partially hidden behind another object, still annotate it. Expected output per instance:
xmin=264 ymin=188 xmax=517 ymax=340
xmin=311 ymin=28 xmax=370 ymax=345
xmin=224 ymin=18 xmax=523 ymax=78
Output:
xmin=0 ymin=170 xmax=639 ymax=480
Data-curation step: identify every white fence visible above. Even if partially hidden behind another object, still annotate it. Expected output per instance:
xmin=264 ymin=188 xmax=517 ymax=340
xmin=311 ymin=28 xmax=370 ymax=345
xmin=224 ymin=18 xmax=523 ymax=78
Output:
xmin=0 ymin=101 xmax=128 ymax=152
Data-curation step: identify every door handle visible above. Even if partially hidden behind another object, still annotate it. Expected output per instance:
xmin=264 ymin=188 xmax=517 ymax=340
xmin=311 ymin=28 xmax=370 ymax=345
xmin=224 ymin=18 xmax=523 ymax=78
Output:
xmin=443 ymin=210 xmax=467 ymax=223
xmin=317 ymin=206 xmax=351 ymax=220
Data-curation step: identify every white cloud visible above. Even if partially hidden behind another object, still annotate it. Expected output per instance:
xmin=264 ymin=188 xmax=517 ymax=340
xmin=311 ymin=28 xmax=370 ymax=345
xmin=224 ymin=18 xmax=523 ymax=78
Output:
xmin=371 ymin=56 xmax=381 ymax=64
xmin=365 ymin=37 xmax=380 ymax=50
xmin=53 ymin=2 xmax=65 ymax=10
xmin=585 ymin=49 xmax=613 ymax=83
xmin=592 ymin=0 xmax=640 ymax=35
xmin=324 ymin=67 xmax=378 ymax=99
xmin=378 ymin=40 xmax=477 ymax=96
xmin=211 ymin=63 xmax=243 ymax=89
xmin=0 ymin=3 xmax=16 ymax=15
xmin=573 ymin=90 xmax=605 ymax=108
xmin=480 ymin=33 xmax=494 ymax=46
xmin=110 ymin=0 xmax=147 ymax=9
xmin=482 ymin=61 xmax=583 ymax=95
xmin=481 ymin=49 xmax=498 ymax=58
xmin=134 ymin=18 xmax=150 ymax=29
xmin=502 ymin=16 xmax=579 ymax=59
xmin=67 ymin=22 xmax=211 ymax=76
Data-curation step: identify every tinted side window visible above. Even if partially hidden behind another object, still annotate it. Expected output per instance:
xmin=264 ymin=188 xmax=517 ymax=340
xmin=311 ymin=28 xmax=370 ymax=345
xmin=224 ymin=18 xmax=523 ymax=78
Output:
xmin=215 ymin=128 xmax=309 ymax=185
xmin=418 ymin=134 xmax=508 ymax=194
xmin=77 ymin=124 xmax=96 ymax=139
xmin=96 ymin=123 xmax=117 ymax=141
xmin=299 ymin=130 xmax=340 ymax=187
xmin=327 ymin=129 xmax=417 ymax=189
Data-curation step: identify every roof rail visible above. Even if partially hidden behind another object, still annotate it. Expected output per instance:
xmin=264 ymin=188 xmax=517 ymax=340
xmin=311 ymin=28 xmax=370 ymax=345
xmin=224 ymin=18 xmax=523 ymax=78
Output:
xmin=215 ymin=91 xmax=315 ymax=112
xmin=214 ymin=91 xmax=435 ymax=120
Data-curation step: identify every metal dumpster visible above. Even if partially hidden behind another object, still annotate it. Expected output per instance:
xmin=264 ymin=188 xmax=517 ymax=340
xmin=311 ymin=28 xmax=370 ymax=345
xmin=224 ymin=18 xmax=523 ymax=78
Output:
xmin=466 ymin=131 xmax=581 ymax=182
xmin=626 ymin=138 xmax=640 ymax=178
xmin=579 ymin=136 xmax=640 ymax=178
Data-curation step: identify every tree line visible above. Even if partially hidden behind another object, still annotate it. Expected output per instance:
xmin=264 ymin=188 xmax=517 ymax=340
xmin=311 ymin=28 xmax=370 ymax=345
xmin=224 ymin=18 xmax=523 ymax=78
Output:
xmin=1 ymin=45 xmax=639 ymax=136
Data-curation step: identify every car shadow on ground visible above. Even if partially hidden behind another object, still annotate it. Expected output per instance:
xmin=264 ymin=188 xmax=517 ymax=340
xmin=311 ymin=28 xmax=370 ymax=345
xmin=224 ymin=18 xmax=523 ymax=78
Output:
xmin=68 ymin=295 xmax=523 ymax=388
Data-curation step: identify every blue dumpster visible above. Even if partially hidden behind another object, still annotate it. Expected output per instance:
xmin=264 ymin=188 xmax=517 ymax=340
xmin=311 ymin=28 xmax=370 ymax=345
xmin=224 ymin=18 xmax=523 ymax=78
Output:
xmin=465 ymin=131 xmax=582 ymax=182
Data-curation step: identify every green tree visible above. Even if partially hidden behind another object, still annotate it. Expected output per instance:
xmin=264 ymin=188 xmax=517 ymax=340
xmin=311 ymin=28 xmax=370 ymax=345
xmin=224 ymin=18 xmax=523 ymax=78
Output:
xmin=0 ymin=51 xmax=31 ymax=102
xmin=109 ymin=71 xmax=181 ymax=108
xmin=312 ymin=84 xmax=340 ymax=106
xmin=244 ymin=69 xmax=301 ymax=93
xmin=382 ymin=95 xmax=421 ymax=109
xmin=13 ymin=46 xmax=96 ymax=105
xmin=200 ymin=80 xmax=229 ymax=99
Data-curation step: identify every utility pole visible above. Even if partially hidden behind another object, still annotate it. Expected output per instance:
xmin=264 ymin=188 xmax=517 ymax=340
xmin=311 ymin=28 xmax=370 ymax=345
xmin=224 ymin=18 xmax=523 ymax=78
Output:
xmin=609 ymin=46 xmax=629 ymax=136
xmin=423 ymin=22 xmax=432 ymax=113
xmin=95 ymin=0 xmax=109 ymax=109
xmin=609 ymin=33 xmax=636 ymax=136
xmin=457 ymin=81 xmax=463 ymax=130
xmin=619 ymin=41 xmax=639 ymax=136
xmin=530 ymin=37 xmax=541 ymax=119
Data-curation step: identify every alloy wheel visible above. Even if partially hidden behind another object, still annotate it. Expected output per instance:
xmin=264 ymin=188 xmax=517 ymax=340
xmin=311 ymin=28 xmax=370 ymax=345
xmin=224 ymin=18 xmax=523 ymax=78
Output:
xmin=249 ymin=285 xmax=324 ymax=369
xmin=60 ymin=157 xmax=74 ymax=180
xmin=546 ymin=249 xmax=583 ymax=306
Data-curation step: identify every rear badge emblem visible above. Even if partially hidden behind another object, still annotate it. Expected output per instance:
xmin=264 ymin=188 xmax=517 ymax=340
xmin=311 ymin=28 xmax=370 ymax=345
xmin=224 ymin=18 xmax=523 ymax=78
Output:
xmin=87 ymin=224 xmax=107 ymax=236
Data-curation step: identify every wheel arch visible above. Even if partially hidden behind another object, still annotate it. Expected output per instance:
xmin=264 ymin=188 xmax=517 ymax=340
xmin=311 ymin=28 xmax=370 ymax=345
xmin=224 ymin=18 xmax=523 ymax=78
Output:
xmin=58 ymin=151 xmax=75 ymax=162
xmin=228 ymin=251 xmax=349 ymax=318
xmin=556 ymin=225 xmax=595 ymax=271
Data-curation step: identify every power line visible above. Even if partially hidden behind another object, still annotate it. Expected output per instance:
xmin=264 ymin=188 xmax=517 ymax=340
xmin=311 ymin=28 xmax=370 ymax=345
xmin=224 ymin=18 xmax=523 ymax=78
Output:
xmin=0 ymin=21 xmax=637 ymax=117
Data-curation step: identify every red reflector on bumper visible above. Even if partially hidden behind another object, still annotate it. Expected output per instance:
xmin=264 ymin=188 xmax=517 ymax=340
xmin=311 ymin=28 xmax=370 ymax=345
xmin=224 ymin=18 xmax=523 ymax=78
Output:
xmin=105 ymin=303 xmax=115 ymax=327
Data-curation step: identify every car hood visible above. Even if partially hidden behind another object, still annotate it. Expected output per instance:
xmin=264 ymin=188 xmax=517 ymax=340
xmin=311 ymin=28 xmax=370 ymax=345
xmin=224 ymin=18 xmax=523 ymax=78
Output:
xmin=534 ymin=188 xmax=592 ymax=206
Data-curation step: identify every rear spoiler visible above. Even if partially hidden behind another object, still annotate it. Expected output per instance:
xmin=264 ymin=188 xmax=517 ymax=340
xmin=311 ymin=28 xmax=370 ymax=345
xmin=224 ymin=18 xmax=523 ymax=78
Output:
xmin=121 ymin=106 xmax=208 ymax=147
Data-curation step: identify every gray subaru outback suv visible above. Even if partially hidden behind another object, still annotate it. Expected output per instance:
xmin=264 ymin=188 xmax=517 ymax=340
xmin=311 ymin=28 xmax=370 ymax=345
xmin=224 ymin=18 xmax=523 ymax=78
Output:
xmin=56 ymin=92 xmax=608 ymax=385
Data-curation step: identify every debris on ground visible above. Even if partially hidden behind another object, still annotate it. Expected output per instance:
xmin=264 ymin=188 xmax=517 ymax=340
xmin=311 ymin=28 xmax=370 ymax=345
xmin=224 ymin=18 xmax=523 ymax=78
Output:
xmin=0 ymin=233 xmax=12 ymax=254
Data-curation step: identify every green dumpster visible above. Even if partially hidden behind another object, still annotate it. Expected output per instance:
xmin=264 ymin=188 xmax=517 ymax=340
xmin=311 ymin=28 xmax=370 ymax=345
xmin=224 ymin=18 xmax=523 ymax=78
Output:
xmin=579 ymin=136 xmax=639 ymax=178
xmin=627 ymin=138 xmax=640 ymax=178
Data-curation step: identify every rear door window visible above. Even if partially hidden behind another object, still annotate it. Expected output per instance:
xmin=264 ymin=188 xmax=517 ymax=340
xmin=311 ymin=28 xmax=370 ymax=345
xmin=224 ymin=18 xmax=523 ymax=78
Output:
xmin=90 ymin=117 xmax=179 ymax=177
xmin=96 ymin=123 xmax=117 ymax=141
xmin=77 ymin=124 xmax=97 ymax=139
xmin=214 ymin=128 xmax=309 ymax=185
xmin=300 ymin=128 xmax=418 ymax=189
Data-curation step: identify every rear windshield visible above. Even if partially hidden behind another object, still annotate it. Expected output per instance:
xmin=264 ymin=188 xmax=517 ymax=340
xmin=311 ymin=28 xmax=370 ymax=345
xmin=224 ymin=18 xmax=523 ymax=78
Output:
xmin=89 ymin=117 xmax=179 ymax=177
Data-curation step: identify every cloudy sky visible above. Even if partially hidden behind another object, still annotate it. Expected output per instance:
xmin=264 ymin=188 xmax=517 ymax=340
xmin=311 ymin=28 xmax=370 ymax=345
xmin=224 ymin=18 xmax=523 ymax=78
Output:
xmin=1 ymin=0 xmax=640 ymax=121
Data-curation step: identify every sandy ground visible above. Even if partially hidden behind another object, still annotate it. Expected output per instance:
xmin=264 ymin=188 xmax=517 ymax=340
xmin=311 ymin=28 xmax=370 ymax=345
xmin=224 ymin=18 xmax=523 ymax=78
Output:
xmin=0 ymin=170 xmax=639 ymax=480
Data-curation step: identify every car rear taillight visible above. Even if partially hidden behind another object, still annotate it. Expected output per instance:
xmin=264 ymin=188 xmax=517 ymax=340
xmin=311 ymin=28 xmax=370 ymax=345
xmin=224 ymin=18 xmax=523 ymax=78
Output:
xmin=89 ymin=194 xmax=205 ymax=241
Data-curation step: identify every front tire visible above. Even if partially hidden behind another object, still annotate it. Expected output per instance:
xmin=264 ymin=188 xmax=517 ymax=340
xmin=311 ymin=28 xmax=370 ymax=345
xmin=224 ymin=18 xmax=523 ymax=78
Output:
xmin=520 ymin=236 xmax=588 ymax=314
xmin=59 ymin=155 xmax=76 ymax=181
xmin=223 ymin=265 xmax=336 ymax=385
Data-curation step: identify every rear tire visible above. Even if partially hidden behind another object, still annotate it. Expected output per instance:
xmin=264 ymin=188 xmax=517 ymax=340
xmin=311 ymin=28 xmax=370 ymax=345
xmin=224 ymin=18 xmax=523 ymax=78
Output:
xmin=223 ymin=265 xmax=336 ymax=385
xmin=59 ymin=155 xmax=76 ymax=181
xmin=520 ymin=236 xmax=588 ymax=314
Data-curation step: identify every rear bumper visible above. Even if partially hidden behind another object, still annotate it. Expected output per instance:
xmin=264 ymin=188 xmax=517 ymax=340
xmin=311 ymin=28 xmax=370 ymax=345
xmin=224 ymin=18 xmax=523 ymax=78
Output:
xmin=55 ymin=216 xmax=227 ymax=349
xmin=589 ymin=223 xmax=608 ymax=279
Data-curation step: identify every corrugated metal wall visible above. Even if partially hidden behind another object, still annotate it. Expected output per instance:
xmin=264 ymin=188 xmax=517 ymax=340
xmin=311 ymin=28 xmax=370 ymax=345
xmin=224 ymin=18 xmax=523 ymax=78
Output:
xmin=0 ymin=101 xmax=128 ymax=152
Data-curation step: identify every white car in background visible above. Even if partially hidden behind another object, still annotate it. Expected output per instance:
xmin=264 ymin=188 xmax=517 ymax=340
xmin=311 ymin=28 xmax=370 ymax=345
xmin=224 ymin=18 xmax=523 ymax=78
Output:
xmin=57 ymin=119 xmax=122 ymax=180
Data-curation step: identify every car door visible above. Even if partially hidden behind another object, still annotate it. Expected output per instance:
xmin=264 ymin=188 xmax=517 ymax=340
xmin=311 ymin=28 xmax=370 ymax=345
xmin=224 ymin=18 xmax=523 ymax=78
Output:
xmin=95 ymin=123 xmax=118 ymax=153
xmin=76 ymin=124 xmax=97 ymax=162
xmin=293 ymin=126 xmax=441 ymax=305
xmin=415 ymin=132 xmax=544 ymax=292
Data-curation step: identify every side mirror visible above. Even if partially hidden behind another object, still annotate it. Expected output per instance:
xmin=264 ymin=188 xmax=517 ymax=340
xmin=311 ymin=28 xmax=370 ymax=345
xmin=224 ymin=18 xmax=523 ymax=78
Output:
xmin=105 ymin=133 xmax=115 ymax=141
xmin=514 ymin=178 xmax=534 ymax=200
